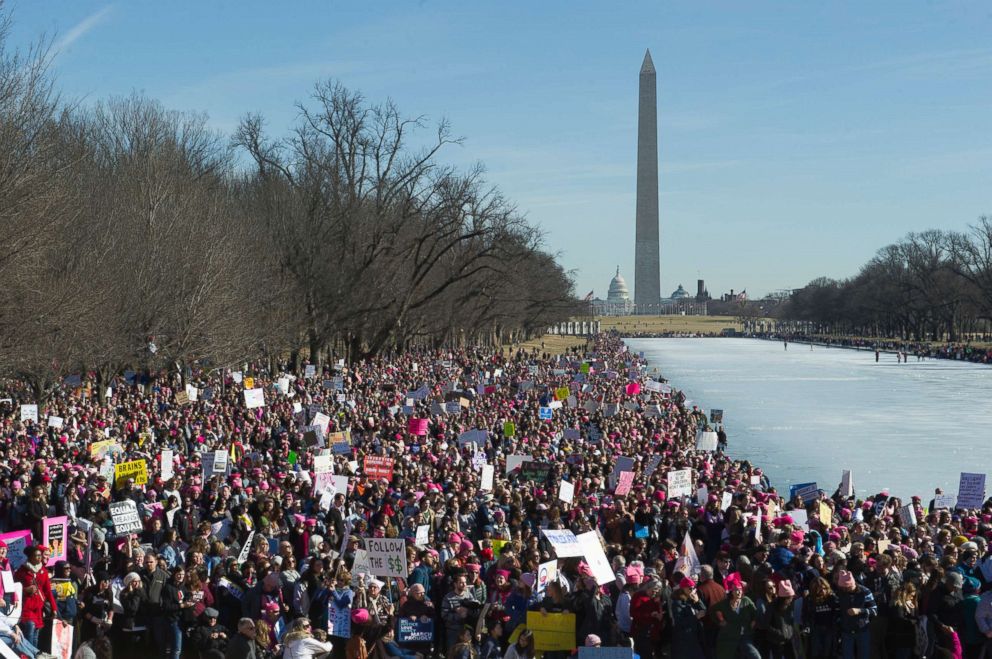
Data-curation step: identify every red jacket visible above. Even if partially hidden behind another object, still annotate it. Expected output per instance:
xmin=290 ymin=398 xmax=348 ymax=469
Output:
xmin=14 ymin=562 xmax=57 ymax=627
xmin=630 ymin=591 xmax=664 ymax=641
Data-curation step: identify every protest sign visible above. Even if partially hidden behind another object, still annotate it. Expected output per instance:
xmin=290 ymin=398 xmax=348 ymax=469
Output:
xmin=610 ymin=456 xmax=635 ymax=490
xmin=841 ymin=470 xmax=854 ymax=497
xmin=555 ymin=386 xmax=571 ymax=400
xmin=933 ymin=493 xmax=957 ymax=509
xmin=506 ymin=454 xmax=531 ymax=474
xmin=20 ymin=404 xmax=38 ymax=423
xmin=109 ymin=500 xmax=142 ymax=534
xmin=363 ymin=456 xmax=395 ymax=481
xmin=818 ymin=501 xmax=833 ymax=527
xmin=160 ymin=449 xmax=174 ymax=481
xmin=674 ymin=531 xmax=702 ymax=579
xmin=709 ymin=409 xmax=724 ymax=424
xmin=212 ymin=450 xmax=228 ymax=474
xmin=397 ymin=619 xmax=434 ymax=643
xmin=481 ymin=464 xmax=494 ymax=491
xmin=364 ymin=537 xmax=407 ymax=577
xmin=790 ymin=509 xmax=809 ymax=530
xmin=559 ymin=479 xmax=574 ymax=504
xmin=328 ymin=431 xmax=352 ymax=455
xmin=47 ymin=415 xmax=64 ymax=429
xmin=958 ymin=472 xmax=986 ymax=509
xmin=88 ymin=440 xmax=116 ymax=460
xmin=625 ymin=382 xmax=641 ymax=396
xmin=415 ymin=525 xmax=430 ymax=547
xmin=50 ymin=618 xmax=73 ymax=659
xmin=408 ymin=418 xmax=428 ymax=436
xmin=237 ymin=532 xmax=255 ymax=565
xmin=899 ymin=504 xmax=917 ymax=528
xmin=503 ymin=421 xmax=516 ymax=437
xmin=537 ymin=560 xmax=558 ymax=595
xmin=0 ymin=530 xmax=32 ymax=569
xmin=577 ymin=531 xmax=614 ymax=585
xmin=541 ymin=529 xmax=583 ymax=558
xmin=695 ymin=430 xmax=718 ymax=451
xmin=667 ymin=469 xmax=693 ymax=498
xmin=243 ymin=388 xmax=265 ymax=409
xmin=526 ymin=611 xmax=576 ymax=652
xmin=789 ymin=482 xmax=819 ymax=504
xmin=43 ymin=516 xmax=69 ymax=566
xmin=518 ymin=461 xmax=552 ymax=483
xmin=457 ymin=429 xmax=488 ymax=449
xmin=312 ymin=412 xmax=331 ymax=433
xmin=174 ymin=391 xmax=190 ymax=406
xmin=615 ymin=471 xmax=635 ymax=496
xmin=644 ymin=455 xmax=662 ymax=478
xmin=538 ymin=406 xmax=553 ymax=420
xmin=244 ymin=376 xmax=254 ymax=389
xmin=114 ymin=459 xmax=148 ymax=487
xmin=305 ymin=364 xmax=317 ymax=378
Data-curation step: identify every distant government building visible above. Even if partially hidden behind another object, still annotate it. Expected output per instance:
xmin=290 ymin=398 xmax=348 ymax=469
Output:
xmin=588 ymin=51 xmax=707 ymax=317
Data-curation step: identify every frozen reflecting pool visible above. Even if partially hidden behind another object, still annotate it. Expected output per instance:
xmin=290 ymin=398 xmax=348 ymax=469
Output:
xmin=625 ymin=337 xmax=992 ymax=500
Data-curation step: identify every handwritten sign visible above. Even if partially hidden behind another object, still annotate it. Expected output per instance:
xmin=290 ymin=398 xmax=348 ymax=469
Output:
xmin=667 ymin=469 xmax=693 ymax=499
xmin=957 ymin=473 xmax=986 ymax=509
xmin=364 ymin=537 xmax=407 ymax=577
xmin=243 ymin=388 xmax=265 ymax=409
xmin=526 ymin=611 xmax=576 ymax=652
xmin=615 ymin=471 xmax=635 ymax=496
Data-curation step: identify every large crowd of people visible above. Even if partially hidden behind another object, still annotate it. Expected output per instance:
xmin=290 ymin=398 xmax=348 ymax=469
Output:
xmin=0 ymin=332 xmax=989 ymax=659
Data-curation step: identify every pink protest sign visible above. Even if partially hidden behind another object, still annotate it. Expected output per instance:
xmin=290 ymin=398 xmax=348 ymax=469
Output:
xmin=408 ymin=418 xmax=428 ymax=436
xmin=615 ymin=471 xmax=635 ymax=496
xmin=625 ymin=382 xmax=641 ymax=396
xmin=0 ymin=530 xmax=32 ymax=570
xmin=43 ymin=516 xmax=69 ymax=566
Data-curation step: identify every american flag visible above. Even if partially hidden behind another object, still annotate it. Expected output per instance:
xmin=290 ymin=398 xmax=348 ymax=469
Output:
xmin=583 ymin=291 xmax=594 ymax=302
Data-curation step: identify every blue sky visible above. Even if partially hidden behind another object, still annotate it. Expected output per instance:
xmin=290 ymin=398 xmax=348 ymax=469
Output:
xmin=7 ymin=1 xmax=992 ymax=298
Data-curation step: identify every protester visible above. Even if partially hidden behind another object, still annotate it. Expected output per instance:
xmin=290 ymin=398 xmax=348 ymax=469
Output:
xmin=0 ymin=331 xmax=991 ymax=659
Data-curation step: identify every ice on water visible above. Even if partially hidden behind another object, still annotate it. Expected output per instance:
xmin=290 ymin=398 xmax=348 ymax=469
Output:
xmin=626 ymin=338 xmax=992 ymax=500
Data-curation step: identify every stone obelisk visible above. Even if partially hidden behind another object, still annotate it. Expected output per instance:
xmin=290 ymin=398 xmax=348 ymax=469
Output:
xmin=634 ymin=49 xmax=661 ymax=310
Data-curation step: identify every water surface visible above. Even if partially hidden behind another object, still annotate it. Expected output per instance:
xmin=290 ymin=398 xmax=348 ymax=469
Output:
xmin=625 ymin=337 xmax=992 ymax=500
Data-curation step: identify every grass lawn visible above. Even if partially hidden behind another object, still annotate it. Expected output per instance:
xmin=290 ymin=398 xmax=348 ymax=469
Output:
xmin=596 ymin=315 xmax=745 ymax=334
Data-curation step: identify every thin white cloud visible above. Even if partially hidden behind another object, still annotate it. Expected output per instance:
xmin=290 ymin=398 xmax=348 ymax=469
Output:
xmin=55 ymin=5 xmax=113 ymax=53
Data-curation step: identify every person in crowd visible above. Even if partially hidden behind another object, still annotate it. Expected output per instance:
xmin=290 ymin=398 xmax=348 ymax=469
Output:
xmin=225 ymin=618 xmax=259 ymax=659
xmin=14 ymin=545 xmax=57 ymax=649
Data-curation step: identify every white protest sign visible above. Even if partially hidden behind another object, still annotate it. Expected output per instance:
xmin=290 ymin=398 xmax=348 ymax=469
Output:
xmin=415 ymin=525 xmax=430 ymax=547
xmin=243 ymin=388 xmax=265 ymax=409
xmin=577 ymin=530 xmax=614 ymax=585
xmin=957 ymin=472 xmax=986 ymax=509
xmin=840 ymin=470 xmax=854 ymax=497
xmin=610 ymin=456 xmax=635 ymax=489
xmin=721 ymin=491 xmax=733 ymax=511
xmin=481 ymin=464 xmax=494 ymax=491
xmin=667 ymin=469 xmax=693 ymax=499
xmin=933 ymin=493 xmax=957 ymax=509
xmin=109 ymin=500 xmax=143 ymax=534
xmin=695 ymin=430 xmax=718 ymax=451
xmin=313 ymin=454 xmax=333 ymax=474
xmin=541 ymin=529 xmax=583 ymax=558
xmin=506 ymin=454 xmax=531 ymax=474
xmin=212 ymin=449 xmax=228 ymax=474
xmin=790 ymin=509 xmax=809 ymax=530
xmin=364 ymin=537 xmax=407 ymax=578
xmin=231 ymin=371 xmax=243 ymax=383
xmin=351 ymin=549 xmax=373 ymax=585
xmin=674 ymin=531 xmax=702 ymax=579
xmin=277 ymin=377 xmax=290 ymax=395
xmin=313 ymin=412 xmax=331 ymax=434
xmin=331 ymin=475 xmax=350 ymax=497
xmin=559 ymin=479 xmax=574 ymax=504
xmin=161 ymin=449 xmax=174 ymax=481
xmin=899 ymin=504 xmax=917 ymax=528
xmin=47 ymin=416 xmax=64 ymax=429
xmin=185 ymin=384 xmax=199 ymax=402
xmin=20 ymin=404 xmax=38 ymax=423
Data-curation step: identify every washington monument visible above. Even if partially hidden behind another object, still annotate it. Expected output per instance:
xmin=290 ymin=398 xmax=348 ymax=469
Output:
xmin=634 ymin=49 xmax=661 ymax=308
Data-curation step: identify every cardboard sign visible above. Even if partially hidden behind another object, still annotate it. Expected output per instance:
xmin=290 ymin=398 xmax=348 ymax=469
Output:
xmin=20 ymin=404 xmax=38 ymax=423
xmin=47 ymin=415 xmax=64 ymax=429
xmin=559 ymin=479 xmax=574 ymax=504
xmin=0 ymin=530 xmax=32 ymax=569
xmin=110 ymin=500 xmax=143 ymax=534
xmin=161 ymin=449 xmax=174 ymax=481
xmin=408 ymin=418 xmax=428 ymax=436
xmin=933 ymin=493 xmax=957 ymax=509
xmin=415 ymin=525 xmax=430 ymax=547
xmin=114 ymin=459 xmax=148 ymax=487
xmin=537 ymin=560 xmax=558 ymax=595
xmin=541 ymin=529 xmax=583 ymax=558
xmin=577 ymin=530 xmax=614 ymax=585
xmin=615 ymin=471 xmax=635 ymax=496
xmin=243 ymin=388 xmax=265 ymax=409
xmin=667 ymin=469 xmax=693 ymax=498
xmin=695 ymin=430 xmax=718 ymax=451
xmin=43 ymin=516 xmax=69 ymax=566
xmin=363 ymin=456 xmax=395 ymax=481
xmin=526 ymin=611 xmax=576 ymax=652
xmin=328 ymin=431 xmax=352 ymax=455
xmin=506 ymin=454 xmax=531 ymax=474
xmin=481 ymin=464 xmax=494 ymax=491
xmin=840 ymin=470 xmax=854 ymax=497
xmin=50 ymin=618 xmax=73 ymax=659
xmin=364 ymin=537 xmax=407 ymax=577
xmin=957 ymin=472 xmax=986 ymax=509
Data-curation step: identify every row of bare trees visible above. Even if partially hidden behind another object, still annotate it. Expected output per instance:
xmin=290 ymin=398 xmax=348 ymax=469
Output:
xmin=781 ymin=220 xmax=992 ymax=341
xmin=0 ymin=16 xmax=579 ymax=398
